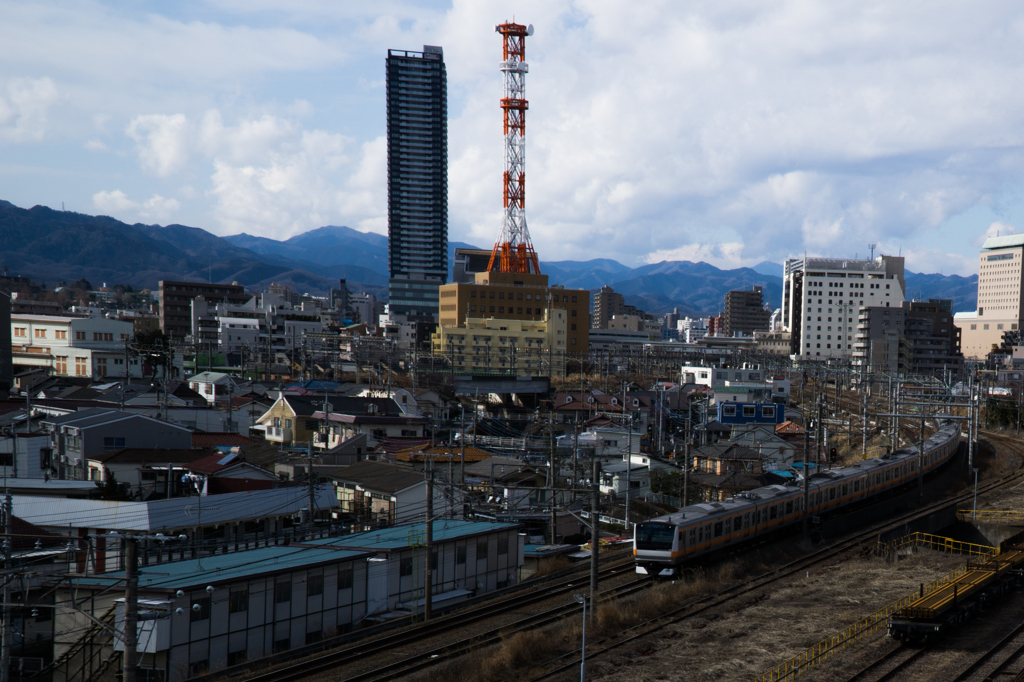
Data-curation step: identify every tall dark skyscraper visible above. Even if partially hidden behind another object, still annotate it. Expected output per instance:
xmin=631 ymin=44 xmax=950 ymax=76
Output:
xmin=386 ymin=45 xmax=448 ymax=318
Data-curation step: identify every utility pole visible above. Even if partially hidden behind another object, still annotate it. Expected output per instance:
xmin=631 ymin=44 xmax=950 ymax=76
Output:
xmin=968 ymin=372 xmax=975 ymax=470
xmin=622 ymin=383 xmax=632 ymax=532
xmin=0 ymin=492 xmax=10 ymax=682
xmin=861 ymin=382 xmax=868 ymax=458
xmin=424 ymin=468 xmax=433 ymax=621
xmin=548 ymin=411 xmax=557 ymax=545
xmin=590 ymin=459 xmax=600 ymax=621
xmin=893 ymin=379 xmax=900 ymax=451
xmin=306 ymin=441 xmax=315 ymax=537
xmin=802 ymin=408 xmax=810 ymax=539
xmin=816 ymin=397 xmax=823 ymax=470
xmin=917 ymin=416 xmax=925 ymax=498
xmin=123 ymin=537 xmax=138 ymax=682
xmin=460 ymin=405 xmax=467 ymax=506
xmin=682 ymin=443 xmax=690 ymax=507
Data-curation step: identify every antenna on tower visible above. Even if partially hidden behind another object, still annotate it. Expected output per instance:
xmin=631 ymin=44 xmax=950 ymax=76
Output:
xmin=869 ymin=243 xmax=876 ymax=260
xmin=488 ymin=21 xmax=541 ymax=275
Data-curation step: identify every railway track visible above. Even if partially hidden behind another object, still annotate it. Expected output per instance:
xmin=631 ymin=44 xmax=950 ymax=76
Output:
xmin=839 ymin=644 xmax=924 ymax=682
xmin=950 ymin=616 xmax=1024 ymax=681
xmin=526 ymin=433 xmax=1024 ymax=682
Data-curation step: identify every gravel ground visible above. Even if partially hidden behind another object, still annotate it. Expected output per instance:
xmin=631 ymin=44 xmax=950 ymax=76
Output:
xmin=576 ymin=552 xmax=966 ymax=682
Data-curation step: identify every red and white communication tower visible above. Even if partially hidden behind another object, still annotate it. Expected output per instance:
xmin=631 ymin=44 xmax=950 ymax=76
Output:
xmin=488 ymin=21 xmax=541 ymax=274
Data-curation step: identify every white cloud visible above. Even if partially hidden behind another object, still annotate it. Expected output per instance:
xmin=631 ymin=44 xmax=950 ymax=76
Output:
xmin=203 ymin=110 xmax=358 ymax=237
xmin=645 ymin=242 xmax=748 ymax=270
xmin=899 ymin=246 xmax=977 ymax=280
xmin=126 ymin=113 xmax=191 ymax=177
xmin=0 ymin=77 xmax=58 ymax=142
xmin=83 ymin=139 xmax=106 ymax=151
xmin=975 ymin=221 xmax=1016 ymax=246
xmin=92 ymin=190 xmax=181 ymax=221
xmin=92 ymin=189 xmax=137 ymax=214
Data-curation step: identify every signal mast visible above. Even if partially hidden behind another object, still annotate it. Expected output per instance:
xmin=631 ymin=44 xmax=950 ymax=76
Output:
xmin=487 ymin=21 xmax=541 ymax=275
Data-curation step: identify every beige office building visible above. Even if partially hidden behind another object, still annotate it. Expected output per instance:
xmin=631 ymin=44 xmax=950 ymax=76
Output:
xmin=431 ymin=309 xmax=567 ymax=373
xmin=956 ymin=234 xmax=1024 ymax=359
xmin=437 ymin=271 xmax=589 ymax=354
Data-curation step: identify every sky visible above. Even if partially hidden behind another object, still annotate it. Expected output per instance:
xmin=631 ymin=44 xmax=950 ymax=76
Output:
xmin=2 ymin=1 xmax=1024 ymax=277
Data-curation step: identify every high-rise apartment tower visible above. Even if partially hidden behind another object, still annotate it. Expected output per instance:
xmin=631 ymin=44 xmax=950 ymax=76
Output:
xmin=386 ymin=45 xmax=448 ymax=317
xmin=723 ymin=286 xmax=771 ymax=337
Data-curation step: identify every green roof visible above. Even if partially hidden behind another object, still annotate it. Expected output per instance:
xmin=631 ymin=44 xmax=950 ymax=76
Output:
xmin=70 ymin=520 xmax=519 ymax=591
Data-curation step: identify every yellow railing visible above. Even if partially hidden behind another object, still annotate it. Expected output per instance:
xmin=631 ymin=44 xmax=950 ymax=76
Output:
xmin=958 ymin=509 xmax=1024 ymax=525
xmin=877 ymin=531 xmax=997 ymax=559
xmin=752 ymin=556 xmax=979 ymax=681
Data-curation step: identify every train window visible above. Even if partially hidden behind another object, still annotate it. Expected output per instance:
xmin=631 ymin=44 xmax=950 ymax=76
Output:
xmin=697 ymin=527 xmax=702 ymax=542
xmin=714 ymin=522 xmax=723 ymax=538
xmin=786 ymin=500 xmax=793 ymax=514
xmin=690 ymin=529 xmax=696 ymax=545
xmin=636 ymin=523 xmax=675 ymax=550
xmin=769 ymin=506 xmax=778 ymax=520
xmin=816 ymin=492 xmax=822 ymax=504
xmin=829 ymin=487 xmax=836 ymax=500
xmin=842 ymin=484 xmax=848 ymax=496
xmin=854 ymin=480 xmax=859 ymax=492
xmin=885 ymin=470 xmax=890 ymax=481
xmin=735 ymin=516 xmax=742 ymax=530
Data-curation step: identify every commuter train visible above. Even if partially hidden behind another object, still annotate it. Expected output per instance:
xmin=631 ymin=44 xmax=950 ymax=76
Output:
xmin=634 ymin=418 xmax=962 ymax=576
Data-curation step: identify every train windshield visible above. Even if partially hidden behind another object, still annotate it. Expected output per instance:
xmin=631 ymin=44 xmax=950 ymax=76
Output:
xmin=635 ymin=522 xmax=674 ymax=550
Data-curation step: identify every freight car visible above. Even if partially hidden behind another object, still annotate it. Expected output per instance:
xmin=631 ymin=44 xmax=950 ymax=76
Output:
xmin=888 ymin=547 xmax=1024 ymax=642
xmin=634 ymin=418 xmax=962 ymax=576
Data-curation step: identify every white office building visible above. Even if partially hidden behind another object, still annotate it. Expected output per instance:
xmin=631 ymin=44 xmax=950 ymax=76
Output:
xmin=781 ymin=255 xmax=905 ymax=361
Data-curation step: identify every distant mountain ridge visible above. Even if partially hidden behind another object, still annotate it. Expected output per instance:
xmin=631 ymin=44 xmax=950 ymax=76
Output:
xmin=0 ymin=200 xmax=979 ymax=316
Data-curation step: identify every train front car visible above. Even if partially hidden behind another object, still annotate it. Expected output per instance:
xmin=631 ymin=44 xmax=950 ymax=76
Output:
xmin=634 ymin=519 xmax=680 ymax=576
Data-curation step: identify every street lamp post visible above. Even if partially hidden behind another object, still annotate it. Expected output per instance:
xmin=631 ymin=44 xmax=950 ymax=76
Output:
xmin=574 ymin=593 xmax=587 ymax=681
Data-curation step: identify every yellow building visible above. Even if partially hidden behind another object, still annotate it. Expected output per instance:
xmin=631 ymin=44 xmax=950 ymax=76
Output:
xmin=432 ymin=309 xmax=567 ymax=373
xmin=438 ymin=271 xmax=589 ymax=354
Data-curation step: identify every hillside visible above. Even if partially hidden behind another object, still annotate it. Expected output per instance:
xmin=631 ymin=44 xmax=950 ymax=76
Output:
xmin=0 ymin=200 xmax=979 ymax=314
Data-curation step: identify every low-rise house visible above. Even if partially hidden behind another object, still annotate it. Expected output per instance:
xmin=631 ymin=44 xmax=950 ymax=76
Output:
xmin=553 ymin=391 xmax=652 ymax=432
xmin=598 ymin=461 xmax=649 ymax=500
xmin=464 ymin=456 xmax=546 ymax=511
xmin=255 ymin=394 xmax=323 ymax=447
xmin=185 ymin=451 xmax=277 ymax=494
xmin=327 ymin=460 xmax=447 ymax=527
xmin=41 ymin=408 xmax=193 ymax=481
xmin=187 ymin=371 xmax=239 ymax=405
xmin=689 ymin=442 xmax=765 ymax=500
xmin=729 ymin=424 xmax=798 ymax=467
xmin=311 ymin=400 xmax=428 ymax=450
xmin=87 ymin=447 xmax=210 ymax=497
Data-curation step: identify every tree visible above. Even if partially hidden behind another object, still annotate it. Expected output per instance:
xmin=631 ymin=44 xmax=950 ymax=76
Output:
xmin=92 ymin=469 xmax=133 ymax=501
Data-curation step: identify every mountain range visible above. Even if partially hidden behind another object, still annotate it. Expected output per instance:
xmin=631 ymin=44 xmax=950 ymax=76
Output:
xmin=0 ymin=200 xmax=980 ymax=316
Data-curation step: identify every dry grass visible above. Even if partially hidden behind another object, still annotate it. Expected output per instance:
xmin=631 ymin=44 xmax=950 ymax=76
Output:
xmin=530 ymin=556 xmax=575 ymax=579
xmin=417 ymin=548 xmax=969 ymax=682
xmin=416 ymin=548 xmax=809 ymax=682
